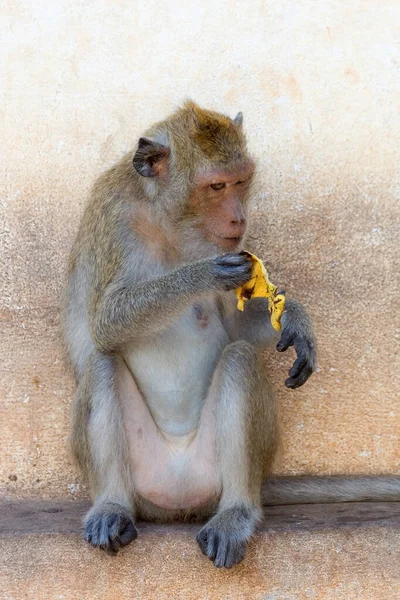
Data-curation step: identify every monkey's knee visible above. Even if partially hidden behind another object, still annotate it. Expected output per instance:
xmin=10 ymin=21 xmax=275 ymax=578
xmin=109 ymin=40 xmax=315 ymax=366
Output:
xmin=222 ymin=340 xmax=257 ymax=360
xmin=83 ymin=502 xmax=137 ymax=554
xmin=219 ymin=340 xmax=259 ymax=389
xmin=218 ymin=340 xmax=278 ymax=472
xmin=221 ymin=340 xmax=258 ymax=371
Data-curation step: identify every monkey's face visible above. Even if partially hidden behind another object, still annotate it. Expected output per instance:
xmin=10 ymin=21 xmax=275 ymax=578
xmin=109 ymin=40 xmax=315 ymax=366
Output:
xmin=132 ymin=101 xmax=255 ymax=256
xmin=186 ymin=161 xmax=255 ymax=251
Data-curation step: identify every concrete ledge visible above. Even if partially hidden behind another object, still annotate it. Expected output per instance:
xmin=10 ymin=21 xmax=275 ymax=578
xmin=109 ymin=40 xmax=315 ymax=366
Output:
xmin=1 ymin=500 xmax=400 ymax=599
xmin=2 ymin=498 xmax=400 ymax=535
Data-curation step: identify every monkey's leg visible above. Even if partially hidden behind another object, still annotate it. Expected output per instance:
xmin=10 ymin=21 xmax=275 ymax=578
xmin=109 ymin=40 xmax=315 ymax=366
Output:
xmin=196 ymin=341 xmax=278 ymax=568
xmin=71 ymin=351 xmax=137 ymax=553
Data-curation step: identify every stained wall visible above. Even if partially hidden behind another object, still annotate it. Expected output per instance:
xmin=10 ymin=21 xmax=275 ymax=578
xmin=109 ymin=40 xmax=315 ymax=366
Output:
xmin=1 ymin=0 xmax=399 ymax=498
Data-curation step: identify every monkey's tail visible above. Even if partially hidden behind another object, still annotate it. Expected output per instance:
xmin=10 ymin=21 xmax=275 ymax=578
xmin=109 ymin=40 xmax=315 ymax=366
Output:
xmin=261 ymin=476 xmax=400 ymax=505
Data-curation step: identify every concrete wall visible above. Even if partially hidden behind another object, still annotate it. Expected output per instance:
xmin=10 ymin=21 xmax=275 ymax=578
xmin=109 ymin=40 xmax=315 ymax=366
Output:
xmin=1 ymin=0 xmax=399 ymax=499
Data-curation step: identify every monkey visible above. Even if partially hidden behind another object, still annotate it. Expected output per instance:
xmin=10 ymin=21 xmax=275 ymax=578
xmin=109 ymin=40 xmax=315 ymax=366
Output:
xmin=62 ymin=101 xmax=400 ymax=568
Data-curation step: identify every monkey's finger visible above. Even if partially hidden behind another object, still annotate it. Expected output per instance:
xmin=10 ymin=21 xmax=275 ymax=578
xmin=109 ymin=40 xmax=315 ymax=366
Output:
xmin=214 ymin=538 xmax=230 ymax=568
xmin=196 ymin=529 xmax=210 ymax=557
xmin=222 ymin=539 xmax=246 ymax=569
xmin=276 ymin=330 xmax=294 ymax=352
xmin=216 ymin=255 xmax=253 ymax=270
xmin=118 ymin=520 xmax=138 ymax=546
xmin=107 ymin=513 xmax=122 ymax=535
xmin=103 ymin=541 xmax=119 ymax=555
xmin=83 ymin=518 xmax=94 ymax=543
xmin=215 ymin=264 xmax=253 ymax=290
xmin=228 ymin=264 xmax=253 ymax=279
xmin=207 ymin=530 xmax=219 ymax=561
xmin=216 ymin=253 xmax=248 ymax=264
xmin=288 ymin=354 xmax=308 ymax=378
xmin=220 ymin=265 xmax=252 ymax=278
xmin=285 ymin=364 xmax=313 ymax=389
xmin=107 ymin=536 xmax=121 ymax=553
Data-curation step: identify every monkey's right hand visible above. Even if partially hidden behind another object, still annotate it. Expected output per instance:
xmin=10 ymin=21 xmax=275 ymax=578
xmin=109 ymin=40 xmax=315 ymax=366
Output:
xmin=206 ymin=253 xmax=253 ymax=291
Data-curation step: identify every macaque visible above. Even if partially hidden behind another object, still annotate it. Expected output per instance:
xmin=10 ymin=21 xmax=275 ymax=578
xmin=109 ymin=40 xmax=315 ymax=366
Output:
xmin=63 ymin=101 xmax=397 ymax=568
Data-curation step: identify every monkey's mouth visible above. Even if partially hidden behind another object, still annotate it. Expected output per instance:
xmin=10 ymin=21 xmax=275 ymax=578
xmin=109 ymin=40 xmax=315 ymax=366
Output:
xmin=214 ymin=235 xmax=243 ymax=248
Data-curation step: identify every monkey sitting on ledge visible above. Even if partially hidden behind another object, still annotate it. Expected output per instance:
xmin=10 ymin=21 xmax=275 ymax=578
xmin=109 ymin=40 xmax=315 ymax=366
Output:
xmin=62 ymin=101 xmax=398 ymax=568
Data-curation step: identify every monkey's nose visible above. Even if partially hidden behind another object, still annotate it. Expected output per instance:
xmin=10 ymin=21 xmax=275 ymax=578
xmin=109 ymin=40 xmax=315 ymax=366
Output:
xmin=230 ymin=220 xmax=247 ymax=238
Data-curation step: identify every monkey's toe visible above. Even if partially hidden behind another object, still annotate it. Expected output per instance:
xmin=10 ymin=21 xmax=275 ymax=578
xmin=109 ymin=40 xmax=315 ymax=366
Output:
xmin=84 ymin=510 xmax=137 ymax=554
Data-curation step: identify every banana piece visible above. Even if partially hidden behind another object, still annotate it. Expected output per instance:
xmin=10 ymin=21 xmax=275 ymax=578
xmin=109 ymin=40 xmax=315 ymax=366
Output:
xmin=235 ymin=252 xmax=286 ymax=331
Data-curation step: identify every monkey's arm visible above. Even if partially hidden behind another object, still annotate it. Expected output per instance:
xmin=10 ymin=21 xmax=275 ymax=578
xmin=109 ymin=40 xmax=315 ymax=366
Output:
xmin=91 ymin=267 xmax=205 ymax=352
xmin=90 ymin=254 xmax=252 ymax=353
xmin=221 ymin=295 xmax=316 ymax=389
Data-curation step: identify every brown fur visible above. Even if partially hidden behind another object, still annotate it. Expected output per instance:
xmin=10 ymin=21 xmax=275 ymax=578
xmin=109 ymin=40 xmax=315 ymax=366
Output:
xmin=132 ymin=206 xmax=180 ymax=265
xmin=184 ymin=100 xmax=245 ymax=162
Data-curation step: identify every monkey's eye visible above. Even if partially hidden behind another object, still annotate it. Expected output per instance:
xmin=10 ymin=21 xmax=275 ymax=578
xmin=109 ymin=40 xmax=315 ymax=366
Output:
xmin=210 ymin=183 xmax=226 ymax=191
xmin=235 ymin=180 xmax=245 ymax=185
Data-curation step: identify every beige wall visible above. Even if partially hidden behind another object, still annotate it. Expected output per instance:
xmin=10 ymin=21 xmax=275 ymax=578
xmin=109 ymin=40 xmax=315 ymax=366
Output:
xmin=1 ymin=0 xmax=399 ymax=498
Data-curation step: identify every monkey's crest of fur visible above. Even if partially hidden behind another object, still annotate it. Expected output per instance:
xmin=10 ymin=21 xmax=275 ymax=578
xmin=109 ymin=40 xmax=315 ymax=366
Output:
xmin=145 ymin=100 xmax=248 ymax=173
xmin=182 ymin=100 xmax=245 ymax=163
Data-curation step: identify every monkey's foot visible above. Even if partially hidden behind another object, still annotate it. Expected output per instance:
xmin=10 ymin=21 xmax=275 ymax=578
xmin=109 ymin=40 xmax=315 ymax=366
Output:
xmin=83 ymin=504 xmax=137 ymax=554
xmin=196 ymin=505 xmax=259 ymax=568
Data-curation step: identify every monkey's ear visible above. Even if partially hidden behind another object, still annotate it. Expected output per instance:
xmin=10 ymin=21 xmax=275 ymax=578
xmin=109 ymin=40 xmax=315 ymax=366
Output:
xmin=233 ymin=112 xmax=243 ymax=126
xmin=133 ymin=137 xmax=170 ymax=178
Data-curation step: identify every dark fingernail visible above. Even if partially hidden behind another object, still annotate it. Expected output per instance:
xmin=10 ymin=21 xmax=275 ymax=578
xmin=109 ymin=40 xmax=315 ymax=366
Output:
xmin=285 ymin=377 xmax=300 ymax=389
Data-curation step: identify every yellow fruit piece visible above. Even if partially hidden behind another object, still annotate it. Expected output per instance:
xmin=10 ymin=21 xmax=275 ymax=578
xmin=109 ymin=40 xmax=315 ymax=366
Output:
xmin=235 ymin=252 xmax=286 ymax=331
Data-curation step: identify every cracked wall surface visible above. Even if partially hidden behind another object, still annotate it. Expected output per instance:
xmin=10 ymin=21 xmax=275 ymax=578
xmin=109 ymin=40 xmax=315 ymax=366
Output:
xmin=1 ymin=0 xmax=399 ymax=498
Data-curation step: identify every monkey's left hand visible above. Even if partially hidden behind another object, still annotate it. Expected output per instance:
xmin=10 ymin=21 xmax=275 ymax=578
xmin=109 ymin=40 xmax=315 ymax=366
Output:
xmin=276 ymin=299 xmax=316 ymax=389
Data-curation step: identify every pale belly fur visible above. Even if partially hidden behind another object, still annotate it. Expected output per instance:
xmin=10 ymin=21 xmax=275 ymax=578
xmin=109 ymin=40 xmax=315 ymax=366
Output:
xmin=121 ymin=297 xmax=229 ymax=510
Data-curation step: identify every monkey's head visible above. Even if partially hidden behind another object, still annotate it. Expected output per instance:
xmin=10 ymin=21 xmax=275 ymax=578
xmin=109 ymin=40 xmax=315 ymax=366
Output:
xmin=133 ymin=101 xmax=255 ymax=258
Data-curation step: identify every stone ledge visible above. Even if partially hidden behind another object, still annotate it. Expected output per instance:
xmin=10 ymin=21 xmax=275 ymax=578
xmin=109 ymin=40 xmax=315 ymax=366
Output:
xmin=2 ymin=498 xmax=400 ymax=535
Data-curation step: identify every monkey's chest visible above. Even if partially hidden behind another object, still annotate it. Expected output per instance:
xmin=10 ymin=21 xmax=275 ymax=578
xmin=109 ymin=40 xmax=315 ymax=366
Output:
xmin=124 ymin=298 xmax=228 ymax=436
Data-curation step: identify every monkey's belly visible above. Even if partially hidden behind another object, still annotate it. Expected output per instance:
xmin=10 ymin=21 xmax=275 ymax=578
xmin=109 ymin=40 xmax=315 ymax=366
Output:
xmin=134 ymin=431 xmax=221 ymax=510
xmin=118 ymin=356 xmax=221 ymax=510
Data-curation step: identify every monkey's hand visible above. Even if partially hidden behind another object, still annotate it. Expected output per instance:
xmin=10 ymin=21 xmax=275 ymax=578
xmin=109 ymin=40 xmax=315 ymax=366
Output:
xmin=276 ymin=299 xmax=316 ymax=389
xmin=208 ymin=253 xmax=253 ymax=291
